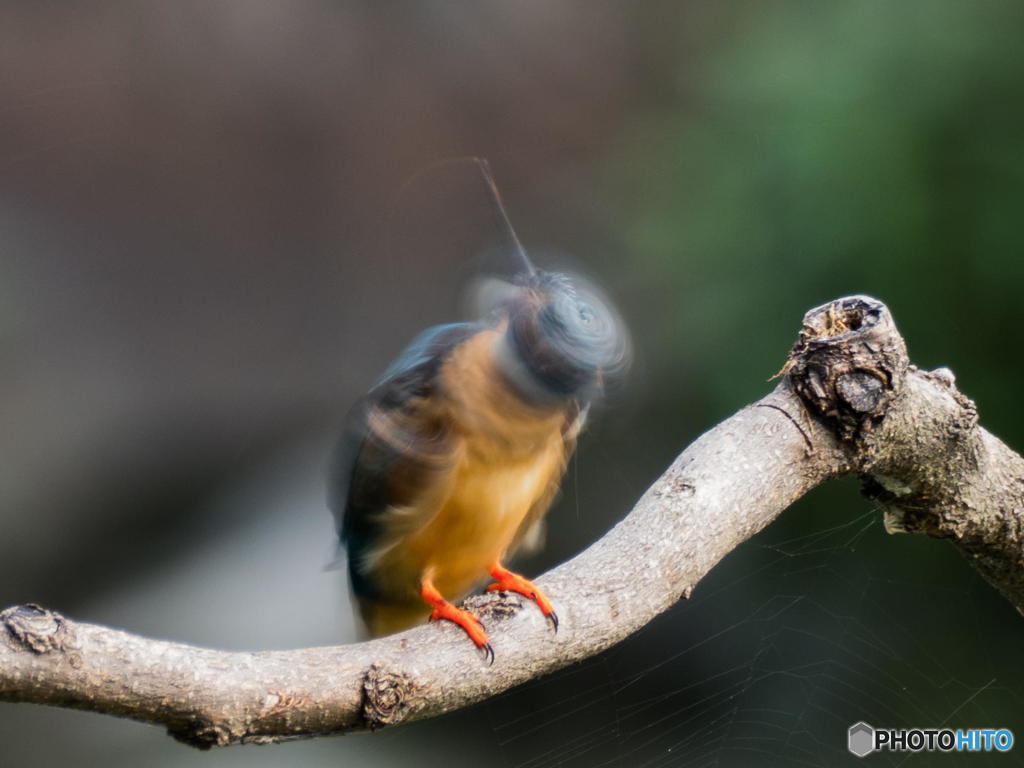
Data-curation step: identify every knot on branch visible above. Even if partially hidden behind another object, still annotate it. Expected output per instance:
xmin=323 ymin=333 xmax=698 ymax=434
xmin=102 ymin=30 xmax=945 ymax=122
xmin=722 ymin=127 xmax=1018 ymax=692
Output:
xmin=362 ymin=663 xmax=422 ymax=729
xmin=167 ymin=717 xmax=234 ymax=750
xmin=464 ymin=590 xmax=523 ymax=622
xmin=1 ymin=604 xmax=76 ymax=656
xmin=784 ymin=295 xmax=908 ymax=441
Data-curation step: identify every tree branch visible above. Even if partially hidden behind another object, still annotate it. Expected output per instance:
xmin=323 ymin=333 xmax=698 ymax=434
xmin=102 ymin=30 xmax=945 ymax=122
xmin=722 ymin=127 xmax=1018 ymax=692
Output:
xmin=787 ymin=296 xmax=1024 ymax=612
xmin=2 ymin=295 xmax=1020 ymax=748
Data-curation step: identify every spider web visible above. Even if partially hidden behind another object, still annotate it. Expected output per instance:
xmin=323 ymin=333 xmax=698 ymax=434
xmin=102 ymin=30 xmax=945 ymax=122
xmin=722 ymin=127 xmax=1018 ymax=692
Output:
xmin=482 ymin=478 xmax=1023 ymax=768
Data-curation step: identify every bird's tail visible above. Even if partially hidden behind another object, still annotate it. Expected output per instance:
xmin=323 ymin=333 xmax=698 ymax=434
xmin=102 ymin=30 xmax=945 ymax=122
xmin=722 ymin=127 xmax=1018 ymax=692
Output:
xmin=355 ymin=596 xmax=433 ymax=639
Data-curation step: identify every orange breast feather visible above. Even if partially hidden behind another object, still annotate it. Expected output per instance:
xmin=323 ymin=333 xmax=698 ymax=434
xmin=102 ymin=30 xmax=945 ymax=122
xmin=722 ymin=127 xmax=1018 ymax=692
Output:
xmin=361 ymin=330 xmax=575 ymax=632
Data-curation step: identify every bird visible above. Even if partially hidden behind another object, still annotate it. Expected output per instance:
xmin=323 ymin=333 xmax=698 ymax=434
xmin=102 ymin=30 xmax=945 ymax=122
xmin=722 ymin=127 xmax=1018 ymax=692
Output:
xmin=330 ymin=162 xmax=628 ymax=660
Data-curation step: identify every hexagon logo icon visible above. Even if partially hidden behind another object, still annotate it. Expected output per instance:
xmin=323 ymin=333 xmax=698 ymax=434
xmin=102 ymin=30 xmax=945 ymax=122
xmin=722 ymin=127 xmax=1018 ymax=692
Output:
xmin=848 ymin=722 xmax=875 ymax=757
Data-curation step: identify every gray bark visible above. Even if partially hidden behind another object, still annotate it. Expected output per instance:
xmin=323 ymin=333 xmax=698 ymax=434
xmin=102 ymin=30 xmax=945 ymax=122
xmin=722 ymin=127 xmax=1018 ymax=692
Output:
xmin=1 ymin=295 xmax=1020 ymax=749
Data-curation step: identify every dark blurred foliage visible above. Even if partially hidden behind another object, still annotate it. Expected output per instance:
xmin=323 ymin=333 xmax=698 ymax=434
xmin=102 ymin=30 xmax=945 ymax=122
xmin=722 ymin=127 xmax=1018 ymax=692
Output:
xmin=1 ymin=2 xmax=1023 ymax=767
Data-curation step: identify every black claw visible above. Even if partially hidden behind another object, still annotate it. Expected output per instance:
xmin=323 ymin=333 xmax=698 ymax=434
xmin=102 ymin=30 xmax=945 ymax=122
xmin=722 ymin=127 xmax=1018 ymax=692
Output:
xmin=547 ymin=611 xmax=559 ymax=633
xmin=481 ymin=643 xmax=495 ymax=665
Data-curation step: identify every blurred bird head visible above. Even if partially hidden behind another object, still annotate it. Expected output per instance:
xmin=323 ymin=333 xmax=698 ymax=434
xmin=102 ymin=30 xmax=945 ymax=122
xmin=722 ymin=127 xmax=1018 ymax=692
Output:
xmin=479 ymin=269 xmax=631 ymax=406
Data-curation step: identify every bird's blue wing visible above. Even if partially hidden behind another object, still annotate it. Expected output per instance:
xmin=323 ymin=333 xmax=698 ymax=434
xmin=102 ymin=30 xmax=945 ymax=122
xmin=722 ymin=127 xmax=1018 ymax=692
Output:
xmin=328 ymin=323 xmax=476 ymax=596
xmin=375 ymin=323 xmax=472 ymax=387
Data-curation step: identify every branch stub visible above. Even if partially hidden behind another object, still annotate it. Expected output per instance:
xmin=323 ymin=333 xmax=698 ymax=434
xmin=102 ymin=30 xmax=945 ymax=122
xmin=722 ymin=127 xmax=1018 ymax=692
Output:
xmin=785 ymin=295 xmax=908 ymax=441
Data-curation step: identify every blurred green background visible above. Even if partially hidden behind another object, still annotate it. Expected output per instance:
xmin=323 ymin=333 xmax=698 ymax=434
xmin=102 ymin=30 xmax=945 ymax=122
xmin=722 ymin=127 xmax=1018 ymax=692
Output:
xmin=1 ymin=2 xmax=1022 ymax=766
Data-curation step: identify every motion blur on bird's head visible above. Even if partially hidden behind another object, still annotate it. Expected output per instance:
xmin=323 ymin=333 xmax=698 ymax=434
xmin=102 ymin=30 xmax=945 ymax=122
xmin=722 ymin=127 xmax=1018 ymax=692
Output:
xmin=484 ymin=269 xmax=631 ymax=407
xmin=384 ymin=155 xmax=631 ymax=407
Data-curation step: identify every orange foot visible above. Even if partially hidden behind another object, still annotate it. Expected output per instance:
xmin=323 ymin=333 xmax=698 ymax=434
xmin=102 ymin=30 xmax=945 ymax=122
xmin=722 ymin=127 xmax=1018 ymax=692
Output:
xmin=486 ymin=562 xmax=558 ymax=631
xmin=420 ymin=577 xmax=493 ymax=664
